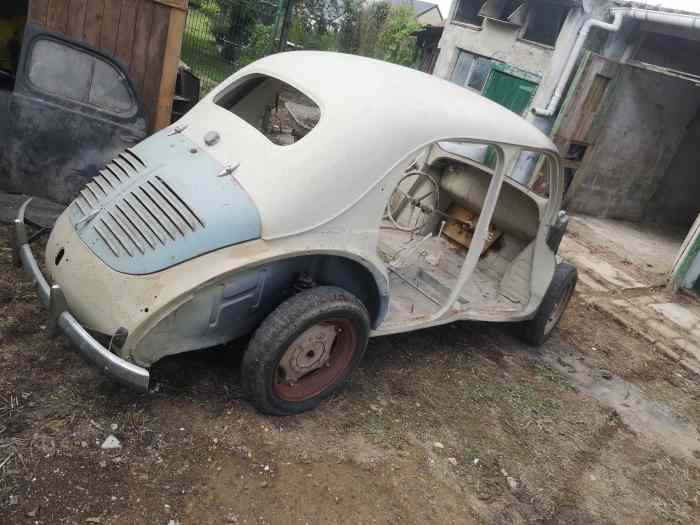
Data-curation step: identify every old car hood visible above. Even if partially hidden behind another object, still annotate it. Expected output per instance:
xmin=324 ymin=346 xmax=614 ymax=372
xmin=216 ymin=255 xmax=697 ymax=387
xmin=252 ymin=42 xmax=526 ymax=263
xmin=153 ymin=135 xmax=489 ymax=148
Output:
xmin=67 ymin=131 xmax=261 ymax=275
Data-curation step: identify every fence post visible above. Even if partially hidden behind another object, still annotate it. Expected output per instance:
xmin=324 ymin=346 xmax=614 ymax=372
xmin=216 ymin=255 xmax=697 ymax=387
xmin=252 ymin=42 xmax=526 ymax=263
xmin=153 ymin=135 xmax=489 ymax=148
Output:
xmin=275 ymin=0 xmax=295 ymax=52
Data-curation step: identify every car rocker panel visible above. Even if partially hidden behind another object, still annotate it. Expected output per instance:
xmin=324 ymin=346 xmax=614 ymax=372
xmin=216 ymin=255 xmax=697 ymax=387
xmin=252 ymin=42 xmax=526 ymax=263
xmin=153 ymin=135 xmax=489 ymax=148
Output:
xmin=68 ymin=131 xmax=261 ymax=275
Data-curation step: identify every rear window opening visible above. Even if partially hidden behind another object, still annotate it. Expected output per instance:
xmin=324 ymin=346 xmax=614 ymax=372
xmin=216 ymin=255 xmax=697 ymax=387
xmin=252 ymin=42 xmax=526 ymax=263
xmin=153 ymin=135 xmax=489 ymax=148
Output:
xmin=214 ymin=75 xmax=321 ymax=146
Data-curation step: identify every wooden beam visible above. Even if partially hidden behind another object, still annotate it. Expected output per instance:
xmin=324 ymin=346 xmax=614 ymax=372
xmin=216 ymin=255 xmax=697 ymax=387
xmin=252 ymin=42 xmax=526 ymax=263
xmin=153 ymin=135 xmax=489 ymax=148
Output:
xmin=152 ymin=3 xmax=187 ymax=130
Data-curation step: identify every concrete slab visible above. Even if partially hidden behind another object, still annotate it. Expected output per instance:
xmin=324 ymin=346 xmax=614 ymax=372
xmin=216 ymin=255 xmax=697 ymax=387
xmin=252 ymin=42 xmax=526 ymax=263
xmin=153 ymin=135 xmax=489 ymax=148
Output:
xmin=566 ymin=253 xmax=646 ymax=289
xmin=651 ymin=303 xmax=700 ymax=331
xmin=569 ymin=215 xmax=685 ymax=277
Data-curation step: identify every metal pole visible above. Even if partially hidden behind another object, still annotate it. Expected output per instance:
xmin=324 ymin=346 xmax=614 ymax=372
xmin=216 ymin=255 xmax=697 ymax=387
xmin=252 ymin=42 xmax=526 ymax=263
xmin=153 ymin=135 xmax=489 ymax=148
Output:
xmin=277 ymin=0 xmax=295 ymax=52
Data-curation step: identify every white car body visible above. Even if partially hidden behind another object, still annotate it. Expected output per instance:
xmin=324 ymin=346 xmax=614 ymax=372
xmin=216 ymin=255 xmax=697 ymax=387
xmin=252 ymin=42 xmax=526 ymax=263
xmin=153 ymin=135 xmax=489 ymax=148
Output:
xmin=16 ymin=52 xmax=566 ymax=391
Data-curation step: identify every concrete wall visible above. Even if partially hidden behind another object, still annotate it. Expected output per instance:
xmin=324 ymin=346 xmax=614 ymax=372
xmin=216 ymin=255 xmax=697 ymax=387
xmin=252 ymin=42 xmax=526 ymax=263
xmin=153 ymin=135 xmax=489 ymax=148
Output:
xmin=646 ymin=110 xmax=700 ymax=228
xmin=566 ymin=66 xmax=700 ymax=221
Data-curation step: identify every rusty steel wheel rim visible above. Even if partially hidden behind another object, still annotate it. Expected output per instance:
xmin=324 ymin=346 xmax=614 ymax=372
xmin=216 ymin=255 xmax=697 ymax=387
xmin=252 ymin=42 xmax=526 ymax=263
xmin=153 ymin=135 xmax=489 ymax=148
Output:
xmin=274 ymin=319 xmax=358 ymax=403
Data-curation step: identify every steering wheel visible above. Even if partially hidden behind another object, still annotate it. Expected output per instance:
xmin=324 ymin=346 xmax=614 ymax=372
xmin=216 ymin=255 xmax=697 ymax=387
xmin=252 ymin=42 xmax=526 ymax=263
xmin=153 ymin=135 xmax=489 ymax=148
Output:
xmin=387 ymin=171 xmax=440 ymax=233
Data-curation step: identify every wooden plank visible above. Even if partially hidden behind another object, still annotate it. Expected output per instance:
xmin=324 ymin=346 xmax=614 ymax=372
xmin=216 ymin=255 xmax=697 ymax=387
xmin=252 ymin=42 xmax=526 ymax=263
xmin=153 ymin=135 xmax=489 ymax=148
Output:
xmin=28 ymin=0 xmax=51 ymax=26
xmin=153 ymin=5 xmax=188 ymax=130
xmin=141 ymin=3 xmax=171 ymax=127
xmin=65 ymin=0 xmax=88 ymax=41
xmin=47 ymin=0 xmax=70 ymax=34
xmin=83 ymin=0 xmax=105 ymax=49
xmin=115 ymin=0 xmax=138 ymax=68
xmin=129 ymin=0 xmax=156 ymax=98
xmin=152 ymin=0 xmax=188 ymax=12
xmin=100 ymin=0 xmax=122 ymax=54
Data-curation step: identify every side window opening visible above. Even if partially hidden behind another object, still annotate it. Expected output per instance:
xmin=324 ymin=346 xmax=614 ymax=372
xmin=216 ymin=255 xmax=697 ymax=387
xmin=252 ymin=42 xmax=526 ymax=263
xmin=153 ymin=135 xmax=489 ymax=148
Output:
xmin=454 ymin=0 xmax=488 ymax=27
xmin=215 ymin=75 xmax=321 ymax=146
xmin=27 ymin=38 xmax=136 ymax=115
xmin=451 ymin=49 xmax=491 ymax=92
xmin=521 ymin=2 xmax=569 ymax=47
xmin=479 ymin=0 xmax=528 ymax=25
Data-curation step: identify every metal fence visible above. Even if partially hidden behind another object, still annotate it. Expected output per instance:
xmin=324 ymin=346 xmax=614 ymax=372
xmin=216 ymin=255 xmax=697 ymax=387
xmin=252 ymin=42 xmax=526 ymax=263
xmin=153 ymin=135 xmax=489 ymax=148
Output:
xmin=181 ymin=0 xmax=288 ymax=94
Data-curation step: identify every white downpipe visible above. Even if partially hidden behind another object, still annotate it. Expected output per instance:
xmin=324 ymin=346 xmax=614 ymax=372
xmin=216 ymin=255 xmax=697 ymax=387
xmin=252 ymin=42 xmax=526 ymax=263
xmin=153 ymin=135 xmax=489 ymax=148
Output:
xmin=532 ymin=12 xmax=624 ymax=117
xmin=532 ymin=7 xmax=700 ymax=118
xmin=615 ymin=7 xmax=700 ymax=30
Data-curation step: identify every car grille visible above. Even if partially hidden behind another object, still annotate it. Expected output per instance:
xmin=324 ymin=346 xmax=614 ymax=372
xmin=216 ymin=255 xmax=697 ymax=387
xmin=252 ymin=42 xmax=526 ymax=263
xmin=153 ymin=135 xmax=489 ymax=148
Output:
xmin=73 ymin=150 xmax=205 ymax=258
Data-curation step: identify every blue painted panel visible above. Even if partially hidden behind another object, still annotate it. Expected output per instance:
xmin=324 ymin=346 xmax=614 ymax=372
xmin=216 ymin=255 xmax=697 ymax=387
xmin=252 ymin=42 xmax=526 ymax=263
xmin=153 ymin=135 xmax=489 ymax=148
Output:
xmin=69 ymin=131 xmax=261 ymax=275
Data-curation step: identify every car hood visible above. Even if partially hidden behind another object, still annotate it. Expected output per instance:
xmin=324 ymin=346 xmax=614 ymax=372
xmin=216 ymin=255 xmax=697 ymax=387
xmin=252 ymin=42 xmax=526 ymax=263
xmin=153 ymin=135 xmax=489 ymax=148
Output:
xmin=67 ymin=130 xmax=261 ymax=275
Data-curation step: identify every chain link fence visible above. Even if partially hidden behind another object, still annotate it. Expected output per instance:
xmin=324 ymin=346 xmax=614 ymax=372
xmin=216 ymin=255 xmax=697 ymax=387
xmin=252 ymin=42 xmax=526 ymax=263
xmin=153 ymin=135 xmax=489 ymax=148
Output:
xmin=181 ymin=0 xmax=286 ymax=94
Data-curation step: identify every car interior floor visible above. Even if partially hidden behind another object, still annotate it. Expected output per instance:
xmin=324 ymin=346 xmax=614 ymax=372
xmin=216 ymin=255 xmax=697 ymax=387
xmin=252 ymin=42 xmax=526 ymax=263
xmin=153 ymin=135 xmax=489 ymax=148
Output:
xmin=378 ymin=223 xmax=530 ymax=325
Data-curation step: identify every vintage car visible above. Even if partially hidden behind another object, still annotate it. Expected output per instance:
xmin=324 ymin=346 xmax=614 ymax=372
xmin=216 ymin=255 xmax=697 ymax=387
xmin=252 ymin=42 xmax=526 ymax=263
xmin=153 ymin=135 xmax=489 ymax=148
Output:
xmin=14 ymin=51 xmax=577 ymax=415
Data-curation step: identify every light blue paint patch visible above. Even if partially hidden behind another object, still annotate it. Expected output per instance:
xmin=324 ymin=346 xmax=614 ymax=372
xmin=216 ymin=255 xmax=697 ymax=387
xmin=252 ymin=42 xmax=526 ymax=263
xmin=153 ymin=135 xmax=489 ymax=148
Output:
xmin=70 ymin=131 xmax=261 ymax=275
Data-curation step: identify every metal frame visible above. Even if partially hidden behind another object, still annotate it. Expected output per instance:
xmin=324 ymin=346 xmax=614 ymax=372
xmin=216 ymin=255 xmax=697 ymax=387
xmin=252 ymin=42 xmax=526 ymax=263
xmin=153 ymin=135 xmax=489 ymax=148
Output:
xmin=13 ymin=198 xmax=150 ymax=392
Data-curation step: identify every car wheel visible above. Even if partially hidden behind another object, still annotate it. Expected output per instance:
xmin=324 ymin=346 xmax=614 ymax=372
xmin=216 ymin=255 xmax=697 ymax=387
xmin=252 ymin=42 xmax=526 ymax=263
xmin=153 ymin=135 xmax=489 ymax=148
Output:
xmin=242 ymin=286 xmax=370 ymax=415
xmin=517 ymin=262 xmax=577 ymax=347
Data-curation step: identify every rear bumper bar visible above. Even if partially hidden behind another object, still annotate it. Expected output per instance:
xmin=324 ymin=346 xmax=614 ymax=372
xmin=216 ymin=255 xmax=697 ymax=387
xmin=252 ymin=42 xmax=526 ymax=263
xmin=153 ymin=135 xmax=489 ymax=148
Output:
xmin=13 ymin=199 xmax=150 ymax=392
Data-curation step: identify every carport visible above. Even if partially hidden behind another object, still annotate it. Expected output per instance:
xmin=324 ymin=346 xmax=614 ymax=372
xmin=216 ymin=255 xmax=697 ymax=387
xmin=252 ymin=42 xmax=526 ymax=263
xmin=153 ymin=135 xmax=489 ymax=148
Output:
xmin=548 ymin=2 xmax=700 ymax=290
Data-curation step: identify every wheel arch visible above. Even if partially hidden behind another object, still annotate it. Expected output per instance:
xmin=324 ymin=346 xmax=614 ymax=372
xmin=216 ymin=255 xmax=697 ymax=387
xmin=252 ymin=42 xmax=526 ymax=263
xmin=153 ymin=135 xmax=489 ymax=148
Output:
xmin=130 ymin=252 xmax=388 ymax=366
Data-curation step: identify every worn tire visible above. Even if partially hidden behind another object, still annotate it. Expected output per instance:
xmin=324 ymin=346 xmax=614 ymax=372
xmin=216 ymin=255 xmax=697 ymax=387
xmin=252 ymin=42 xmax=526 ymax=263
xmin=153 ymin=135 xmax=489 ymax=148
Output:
xmin=242 ymin=286 xmax=370 ymax=416
xmin=517 ymin=262 xmax=577 ymax=347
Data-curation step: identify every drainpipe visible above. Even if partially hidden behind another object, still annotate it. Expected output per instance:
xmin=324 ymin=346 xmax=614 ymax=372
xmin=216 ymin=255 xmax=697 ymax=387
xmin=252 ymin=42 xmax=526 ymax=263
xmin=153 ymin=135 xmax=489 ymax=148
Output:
xmin=533 ymin=7 xmax=700 ymax=118
xmin=532 ymin=12 xmax=624 ymax=117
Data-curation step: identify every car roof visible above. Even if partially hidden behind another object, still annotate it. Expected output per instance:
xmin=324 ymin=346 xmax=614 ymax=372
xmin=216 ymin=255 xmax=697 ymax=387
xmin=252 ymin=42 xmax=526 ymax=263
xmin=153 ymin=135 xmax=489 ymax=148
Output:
xmin=210 ymin=51 xmax=557 ymax=154
xmin=194 ymin=52 xmax=558 ymax=239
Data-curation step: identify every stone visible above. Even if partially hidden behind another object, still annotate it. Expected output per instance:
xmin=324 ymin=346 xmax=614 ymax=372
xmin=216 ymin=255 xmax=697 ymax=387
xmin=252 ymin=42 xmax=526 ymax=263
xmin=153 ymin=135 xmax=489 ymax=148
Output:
xmin=101 ymin=435 xmax=121 ymax=450
xmin=433 ymin=442 xmax=444 ymax=450
xmin=8 ymin=495 xmax=18 ymax=506
xmin=447 ymin=457 xmax=458 ymax=467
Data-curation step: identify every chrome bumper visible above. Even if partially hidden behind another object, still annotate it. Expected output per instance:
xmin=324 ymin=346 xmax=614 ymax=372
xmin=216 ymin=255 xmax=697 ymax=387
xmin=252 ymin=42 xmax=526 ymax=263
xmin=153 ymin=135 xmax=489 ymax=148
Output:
xmin=13 ymin=198 xmax=150 ymax=392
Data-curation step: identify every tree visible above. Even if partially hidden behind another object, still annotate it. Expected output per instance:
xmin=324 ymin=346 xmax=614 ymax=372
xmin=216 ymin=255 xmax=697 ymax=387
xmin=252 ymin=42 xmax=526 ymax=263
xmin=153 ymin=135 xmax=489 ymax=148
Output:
xmin=374 ymin=4 xmax=420 ymax=66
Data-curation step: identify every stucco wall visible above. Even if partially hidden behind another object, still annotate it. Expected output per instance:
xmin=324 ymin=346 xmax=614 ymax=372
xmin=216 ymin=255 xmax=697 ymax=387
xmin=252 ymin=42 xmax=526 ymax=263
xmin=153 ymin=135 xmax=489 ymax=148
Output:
xmin=565 ymin=66 xmax=700 ymax=222
xmin=433 ymin=5 xmax=594 ymax=127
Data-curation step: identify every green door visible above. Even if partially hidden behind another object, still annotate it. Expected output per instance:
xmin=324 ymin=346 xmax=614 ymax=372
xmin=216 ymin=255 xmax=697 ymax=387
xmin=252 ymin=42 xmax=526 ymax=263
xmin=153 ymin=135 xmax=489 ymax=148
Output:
xmin=483 ymin=69 xmax=538 ymax=116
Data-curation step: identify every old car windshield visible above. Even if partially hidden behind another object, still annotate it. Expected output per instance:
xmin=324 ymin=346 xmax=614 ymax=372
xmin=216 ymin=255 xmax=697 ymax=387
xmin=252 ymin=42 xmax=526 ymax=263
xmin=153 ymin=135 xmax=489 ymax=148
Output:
xmin=214 ymin=75 xmax=320 ymax=146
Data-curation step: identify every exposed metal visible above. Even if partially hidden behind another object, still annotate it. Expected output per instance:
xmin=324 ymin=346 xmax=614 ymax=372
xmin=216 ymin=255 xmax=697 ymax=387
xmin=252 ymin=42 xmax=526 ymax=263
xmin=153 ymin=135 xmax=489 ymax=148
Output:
xmin=13 ymin=199 xmax=150 ymax=391
xmin=277 ymin=323 xmax=339 ymax=385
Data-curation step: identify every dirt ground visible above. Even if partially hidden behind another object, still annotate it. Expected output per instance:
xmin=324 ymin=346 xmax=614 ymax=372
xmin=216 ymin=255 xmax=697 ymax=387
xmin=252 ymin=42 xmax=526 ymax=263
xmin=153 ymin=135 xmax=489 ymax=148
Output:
xmin=0 ymin=224 xmax=699 ymax=525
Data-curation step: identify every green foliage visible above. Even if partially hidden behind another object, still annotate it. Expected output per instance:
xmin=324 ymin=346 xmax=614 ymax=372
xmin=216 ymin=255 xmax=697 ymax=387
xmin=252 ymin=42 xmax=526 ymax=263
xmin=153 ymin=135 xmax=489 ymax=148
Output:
xmin=289 ymin=1 xmax=420 ymax=68
xmin=374 ymin=5 xmax=421 ymax=66
xmin=240 ymin=23 xmax=277 ymax=67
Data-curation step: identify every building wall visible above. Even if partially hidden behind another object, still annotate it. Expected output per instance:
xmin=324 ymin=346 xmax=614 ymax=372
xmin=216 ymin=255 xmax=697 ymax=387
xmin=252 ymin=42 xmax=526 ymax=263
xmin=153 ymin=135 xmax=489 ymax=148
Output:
xmin=646 ymin=110 xmax=700 ymax=228
xmin=566 ymin=66 xmax=700 ymax=222
xmin=434 ymin=20 xmax=554 ymax=79
xmin=434 ymin=2 xmax=603 ymax=128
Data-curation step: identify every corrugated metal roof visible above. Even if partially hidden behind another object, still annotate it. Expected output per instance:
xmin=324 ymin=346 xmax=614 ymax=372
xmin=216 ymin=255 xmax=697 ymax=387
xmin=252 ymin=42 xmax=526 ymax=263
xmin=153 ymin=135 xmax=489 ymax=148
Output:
xmin=386 ymin=0 xmax=442 ymax=17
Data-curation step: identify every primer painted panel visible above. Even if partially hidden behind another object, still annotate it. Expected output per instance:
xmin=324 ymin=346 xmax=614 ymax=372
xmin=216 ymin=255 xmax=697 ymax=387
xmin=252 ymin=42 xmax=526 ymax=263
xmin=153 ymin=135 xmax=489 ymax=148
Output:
xmin=69 ymin=132 xmax=262 ymax=275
